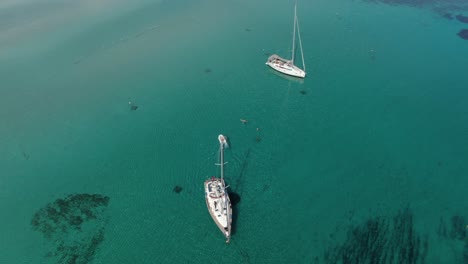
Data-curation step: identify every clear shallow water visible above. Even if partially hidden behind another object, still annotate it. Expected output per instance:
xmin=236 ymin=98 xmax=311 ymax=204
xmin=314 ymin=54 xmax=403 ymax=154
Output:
xmin=1 ymin=0 xmax=468 ymax=263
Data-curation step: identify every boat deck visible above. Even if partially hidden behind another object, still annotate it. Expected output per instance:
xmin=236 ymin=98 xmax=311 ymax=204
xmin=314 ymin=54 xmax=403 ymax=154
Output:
xmin=204 ymin=178 xmax=232 ymax=242
xmin=266 ymin=54 xmax=306 ymax=78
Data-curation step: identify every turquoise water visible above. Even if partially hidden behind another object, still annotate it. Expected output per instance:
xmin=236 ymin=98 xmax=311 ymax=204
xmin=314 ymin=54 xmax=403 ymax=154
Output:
xmin=1 ymin=0 xmax=468 ymax=263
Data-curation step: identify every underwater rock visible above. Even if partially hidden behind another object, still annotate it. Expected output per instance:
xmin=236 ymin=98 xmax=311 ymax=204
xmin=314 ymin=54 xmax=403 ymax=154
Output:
xmin=245 ymin=28 xmax=252 ymax=32
xmin=323 ymin=208 xmax=428 ymax=264
xmin=204 ymin=68 xmax=212 ymax=73
xmin=456 ymin=14 xmax=468 ymax=23
xmin=173 ymin=185 xmax=183 ymax=193
xmin=458 ymin=29 xmax=468 ymax=40
xmin=31 ymin=193 xmax=110 ymax=264
xmin=255 ymin=136 xmax=262 ymax=143
xmin=299 ymin=90 xmax=307 ymax=95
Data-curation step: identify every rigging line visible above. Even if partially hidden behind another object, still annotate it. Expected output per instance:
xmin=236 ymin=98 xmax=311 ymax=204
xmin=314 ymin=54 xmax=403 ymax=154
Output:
xmin=296 ymin=11 xmax=306 ymax=71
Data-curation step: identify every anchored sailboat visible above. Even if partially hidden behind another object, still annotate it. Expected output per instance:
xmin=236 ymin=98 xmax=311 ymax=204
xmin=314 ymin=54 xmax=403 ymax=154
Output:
xmin=266 ymin=1 xmax=306 ymax=78
xmin=204 ymin=134 xmax=232 ymax=243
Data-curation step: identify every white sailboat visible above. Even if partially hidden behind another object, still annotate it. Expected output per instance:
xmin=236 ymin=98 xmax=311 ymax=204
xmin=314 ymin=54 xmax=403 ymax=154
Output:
xmin=204 ymin=134 xmax=232 ymax=243
xmin=265 ymin=1 xmax=306 ymax=78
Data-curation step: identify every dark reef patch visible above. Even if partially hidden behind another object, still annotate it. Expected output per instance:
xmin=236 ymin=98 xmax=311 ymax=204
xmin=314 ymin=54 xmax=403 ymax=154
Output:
xmin=442 ymin=13 xmax=454 ymax=20
xmin=363 ymin=0 xmax=468 ymax=15
xmin=437 ymin=217 xmax=448 ymax=238
xmin=245 ymin=28 xmax=252 ymax=32
xmin=369 ymin=0 xmax=468 ymax=40
xmin=464 ymin=242 xmax=468 ymax=263
xmin=204 ymin=68 xmax=212 ymax=73
xmin=255 ymin=136 xmax=262 ymax=143
xmin=31 ymin=193 xmax=110 ymax=264
xmin=457 ymin=29 xmax=468 ymax=40
xmin=449 ymin=215 xmax=466 ymax=240
xmin=438 ymin=215 xmax=468 ymax=262
xmin=364 ymin=0 xmax=468 ymax=9
xmin=299 ymin=90 xmax=307 ymax=95
xmin=173 ymin=185 xmax=183 ymax=194
xmin=456 ymin=14 xmax=468 ymax=23
xmin=323 ymin=208 xmax=428 ymax=264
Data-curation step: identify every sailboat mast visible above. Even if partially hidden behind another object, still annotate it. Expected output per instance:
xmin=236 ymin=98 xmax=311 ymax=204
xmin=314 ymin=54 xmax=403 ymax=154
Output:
xmin=291 ymin=1 xmax=297 ymax=64
xmin=219 ymin=144 xmax=224 ymax=181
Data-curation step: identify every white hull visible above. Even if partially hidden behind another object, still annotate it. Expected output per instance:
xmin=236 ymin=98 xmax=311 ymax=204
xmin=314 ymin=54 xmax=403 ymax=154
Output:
xmin=218 ymin=134 xmax=228 ymax=148
xmin=205 ymin=178 xmax=232 ymax=243
xmin=266 ymin=55 xmax=306 ymax=78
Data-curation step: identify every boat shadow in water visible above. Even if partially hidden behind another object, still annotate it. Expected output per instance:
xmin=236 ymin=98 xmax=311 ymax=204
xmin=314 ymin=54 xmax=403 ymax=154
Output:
xmin=226 ymin=148 xmax=249 ymax=236
xmin=228 ymin=191 xmax=241 ymax=235
xmin=268 ymin=68 xmax=305 ymax=84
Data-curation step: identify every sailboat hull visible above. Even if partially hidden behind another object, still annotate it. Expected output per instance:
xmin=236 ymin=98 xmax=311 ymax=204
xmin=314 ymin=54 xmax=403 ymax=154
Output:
xmin=204 ymin=178 xmax=232 ymax=243
xmin=266 ymin=55 xmax=306 ymax=78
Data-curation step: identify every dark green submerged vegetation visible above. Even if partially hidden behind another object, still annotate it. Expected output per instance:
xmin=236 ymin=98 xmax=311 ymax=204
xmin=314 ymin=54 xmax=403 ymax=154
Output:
xmin=321 ymin=208 xmax=468 ymax=263
xmin=363 ymin=0 xmax=468 ymax=40
xmin=457 ymin=29 xmax=468 ymax=40
xmin=323 ymin=208 xmax=428 ymax=264
xmin=31 ymin=194 xmax=110 ymax=264
xmin=363 ymin=0 xmax=468 ymax=11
